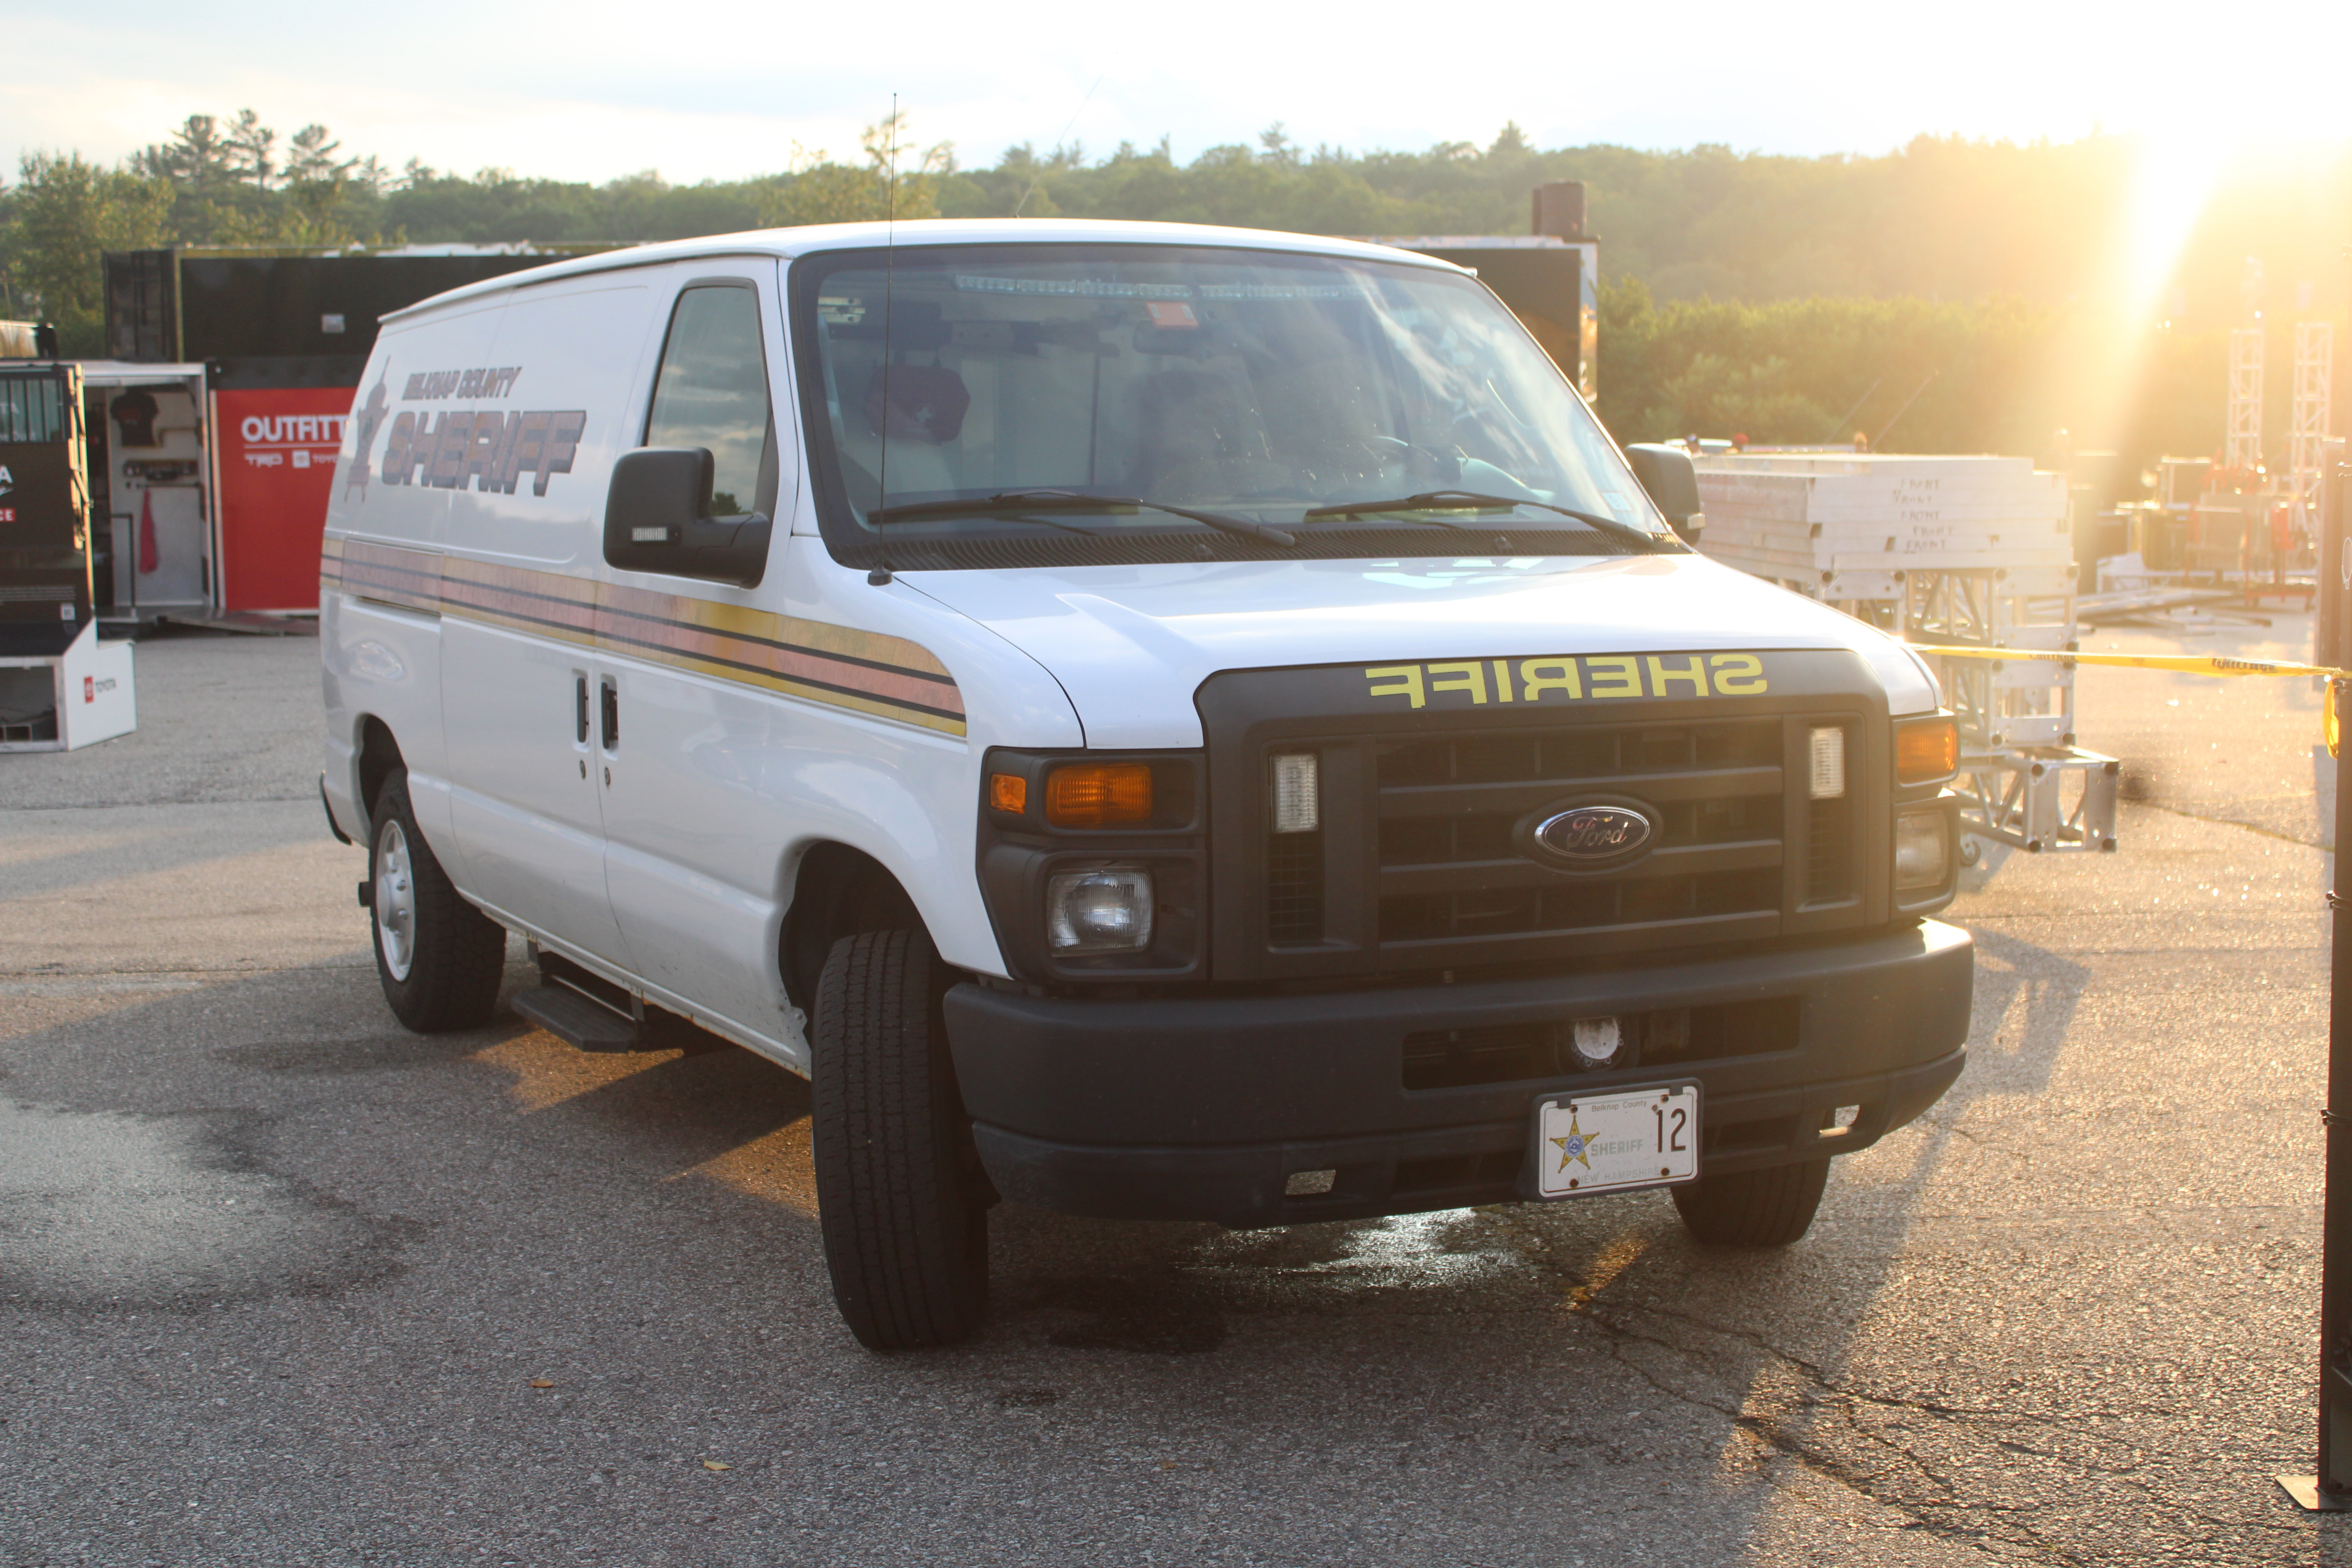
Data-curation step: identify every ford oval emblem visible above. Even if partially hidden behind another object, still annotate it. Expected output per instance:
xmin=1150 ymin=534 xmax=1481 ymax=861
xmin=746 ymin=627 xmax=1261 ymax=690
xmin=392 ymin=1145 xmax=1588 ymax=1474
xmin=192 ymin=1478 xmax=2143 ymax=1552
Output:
xmin=1534 ymin=804 xmax=1655 ymax=864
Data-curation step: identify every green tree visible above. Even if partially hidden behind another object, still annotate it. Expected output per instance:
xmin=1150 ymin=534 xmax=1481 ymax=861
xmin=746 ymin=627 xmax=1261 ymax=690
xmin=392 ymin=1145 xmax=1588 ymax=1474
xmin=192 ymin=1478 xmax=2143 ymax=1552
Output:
xmin=132 ymin=113 xmax=258 ymax=243
xmin=1596 ymin=278 xmax=2066 ymax=455
xmin=0 ymin=152 xmax=173 ymax=353
xmin=222 ymin=109 xmax=278 ymax=190
xmin=757 ymin=115 xmax=952 ymax=227
xmin=274 ymin=124 xmax=376 ymax=245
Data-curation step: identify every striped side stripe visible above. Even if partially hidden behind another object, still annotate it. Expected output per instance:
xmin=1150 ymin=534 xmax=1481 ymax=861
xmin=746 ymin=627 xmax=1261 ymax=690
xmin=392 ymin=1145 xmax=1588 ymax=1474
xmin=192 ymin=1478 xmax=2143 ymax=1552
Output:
xmin=322 ymin=537 xmax=965 ymax=736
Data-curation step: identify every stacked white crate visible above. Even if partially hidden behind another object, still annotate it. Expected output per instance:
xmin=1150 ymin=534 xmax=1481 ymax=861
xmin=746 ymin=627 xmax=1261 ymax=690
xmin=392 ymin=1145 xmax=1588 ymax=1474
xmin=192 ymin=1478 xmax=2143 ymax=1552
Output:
xmin=1694 ymin=454 xmax=2071 ymax=612
xmin=1693 ymin=452 xmax=2114 ymax=853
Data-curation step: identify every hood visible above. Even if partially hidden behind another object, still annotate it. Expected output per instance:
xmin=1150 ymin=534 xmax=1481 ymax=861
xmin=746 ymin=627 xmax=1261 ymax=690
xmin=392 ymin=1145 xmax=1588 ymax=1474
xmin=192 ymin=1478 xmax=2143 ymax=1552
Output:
xmin=905 ymin=551 xmax=1940 ymax=749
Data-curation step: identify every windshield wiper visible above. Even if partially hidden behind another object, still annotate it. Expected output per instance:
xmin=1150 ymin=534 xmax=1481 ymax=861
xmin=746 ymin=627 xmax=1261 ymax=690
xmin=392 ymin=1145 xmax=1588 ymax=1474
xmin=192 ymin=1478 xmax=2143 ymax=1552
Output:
xmin=1301 ymin=490 xmax=1682 ymax=554
xmin=868 ymin=489 xmax=1297 ymax=547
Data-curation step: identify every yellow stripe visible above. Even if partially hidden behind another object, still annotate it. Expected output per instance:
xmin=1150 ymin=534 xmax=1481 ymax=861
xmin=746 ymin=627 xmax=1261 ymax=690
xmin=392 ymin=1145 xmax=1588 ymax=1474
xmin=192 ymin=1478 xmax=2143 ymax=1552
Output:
xmin=1908 ymin=644 xmax=2352 ymax=681
xmin=322 ymin=539 xmax=965 ymax=736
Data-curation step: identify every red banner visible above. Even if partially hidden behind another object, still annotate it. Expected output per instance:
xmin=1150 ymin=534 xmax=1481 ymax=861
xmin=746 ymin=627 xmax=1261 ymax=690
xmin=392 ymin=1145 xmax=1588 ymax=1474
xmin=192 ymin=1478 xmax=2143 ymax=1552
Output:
xmin=214 ymin=387 xmax=354 ymax=612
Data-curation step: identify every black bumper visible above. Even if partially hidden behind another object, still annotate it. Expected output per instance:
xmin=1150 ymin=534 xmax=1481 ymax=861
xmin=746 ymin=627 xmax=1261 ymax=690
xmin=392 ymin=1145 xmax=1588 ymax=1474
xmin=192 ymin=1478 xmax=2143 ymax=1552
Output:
xmin=945 ymin=920 xmax=1973 ymax=1227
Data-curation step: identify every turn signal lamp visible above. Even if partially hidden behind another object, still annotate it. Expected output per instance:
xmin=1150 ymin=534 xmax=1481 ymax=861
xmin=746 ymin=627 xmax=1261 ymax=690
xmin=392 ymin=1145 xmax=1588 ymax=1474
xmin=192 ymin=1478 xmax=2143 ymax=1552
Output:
xmin=988 ymin=772 xmax=1028 ymax=813
xmin=2330 ymin=681 xmax=2343 ymax=760
xmin=1045 ymin=762 xmax=1154 ymax=828
xmin=1895 ymin=716 xmax=1960 ymax=785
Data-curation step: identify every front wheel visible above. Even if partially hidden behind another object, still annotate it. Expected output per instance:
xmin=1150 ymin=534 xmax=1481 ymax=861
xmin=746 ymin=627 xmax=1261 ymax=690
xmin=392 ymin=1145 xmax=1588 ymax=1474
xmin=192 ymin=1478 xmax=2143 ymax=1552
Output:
xmin=369 ymin=768 xmax=506 ymax=1033
xmin=809 ymin=929 xmax=989 ymax=1351
xmin=1670 ymin=1158 xmax=1829 ymax=1247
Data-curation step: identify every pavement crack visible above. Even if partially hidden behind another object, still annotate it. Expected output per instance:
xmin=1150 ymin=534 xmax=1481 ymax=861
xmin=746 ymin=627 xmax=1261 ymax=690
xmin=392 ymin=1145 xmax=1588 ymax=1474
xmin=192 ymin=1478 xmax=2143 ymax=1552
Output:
xmin=1559 ymin=1294 xmax=2174 ymax=1566
xmin=2124 ymin=797 xmax=2325 ymax=851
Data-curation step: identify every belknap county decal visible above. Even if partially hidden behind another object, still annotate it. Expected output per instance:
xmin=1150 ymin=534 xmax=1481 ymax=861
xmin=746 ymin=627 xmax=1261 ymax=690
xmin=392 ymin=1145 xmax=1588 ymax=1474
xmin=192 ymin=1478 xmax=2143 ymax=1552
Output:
xmin=343 ymin=366 xmax=584 ymax=499
xmin=1365 ymin=652 xmax=1770 ymax=708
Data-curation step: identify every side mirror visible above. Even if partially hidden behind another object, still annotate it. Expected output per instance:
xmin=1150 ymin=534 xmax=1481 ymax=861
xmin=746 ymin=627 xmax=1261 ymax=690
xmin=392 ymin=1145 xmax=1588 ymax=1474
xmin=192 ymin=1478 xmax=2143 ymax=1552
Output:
xmin=1624 ymin=443 xmax=1707 ymax=544
xmin=603 ymin=447 xmax=772 ymax=587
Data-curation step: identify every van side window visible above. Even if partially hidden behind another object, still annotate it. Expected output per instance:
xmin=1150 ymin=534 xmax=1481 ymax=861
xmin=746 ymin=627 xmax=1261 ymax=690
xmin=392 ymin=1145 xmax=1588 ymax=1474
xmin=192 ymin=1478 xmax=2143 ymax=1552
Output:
xmin=645 ymin=284 xmax=776 ymax=518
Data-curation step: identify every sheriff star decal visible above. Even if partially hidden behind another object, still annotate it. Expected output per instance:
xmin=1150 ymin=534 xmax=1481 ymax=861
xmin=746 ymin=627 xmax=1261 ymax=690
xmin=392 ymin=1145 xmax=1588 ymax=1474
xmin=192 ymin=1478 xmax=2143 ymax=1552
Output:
xmin=1551 ymin=1110 xmax=1593 ymax=1173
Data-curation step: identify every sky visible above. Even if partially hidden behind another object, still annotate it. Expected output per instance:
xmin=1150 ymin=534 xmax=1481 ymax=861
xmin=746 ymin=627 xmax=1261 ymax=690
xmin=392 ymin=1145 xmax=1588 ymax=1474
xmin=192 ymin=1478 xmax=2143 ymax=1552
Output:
xmin=5 ymin=0 xmax=2348 ymax=182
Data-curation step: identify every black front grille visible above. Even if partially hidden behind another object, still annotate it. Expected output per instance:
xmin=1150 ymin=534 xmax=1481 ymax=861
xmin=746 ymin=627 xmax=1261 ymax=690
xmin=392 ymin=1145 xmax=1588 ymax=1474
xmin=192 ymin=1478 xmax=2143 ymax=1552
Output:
xmin=1807 ymin=795 xmax=1851 ymax=904
xmin=1380 ymin=720 xmax=1780 ymax=788
xmin=1374 ymin=718 xmax=1788 ymax=947
xmin=1198 ymin=654 xmax=1890 ymax=983
xmin=1383 ymin=869 xmax=1782 ymax=943
xmin=1266 ymin=829 xmax=1324 ymax=946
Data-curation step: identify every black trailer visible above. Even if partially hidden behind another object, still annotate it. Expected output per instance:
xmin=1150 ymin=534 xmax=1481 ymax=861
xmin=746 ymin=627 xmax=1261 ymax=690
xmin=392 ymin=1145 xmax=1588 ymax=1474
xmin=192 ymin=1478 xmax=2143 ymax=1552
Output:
xmin=100 ymin=245 xmax=616 ymax=616
xmin=1383 ymin=181 xmax=1598 ymax=403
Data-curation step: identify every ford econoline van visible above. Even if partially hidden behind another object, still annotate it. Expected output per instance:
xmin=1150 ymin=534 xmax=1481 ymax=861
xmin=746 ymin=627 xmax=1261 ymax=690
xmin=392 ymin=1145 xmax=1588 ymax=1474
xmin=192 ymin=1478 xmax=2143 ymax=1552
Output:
xmin=321 ymin=220 xmax=1972 ymax=1350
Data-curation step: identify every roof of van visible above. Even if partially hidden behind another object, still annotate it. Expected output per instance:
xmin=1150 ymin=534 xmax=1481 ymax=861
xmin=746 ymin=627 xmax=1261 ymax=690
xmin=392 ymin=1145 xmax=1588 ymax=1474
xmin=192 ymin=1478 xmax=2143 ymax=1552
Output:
xmin=378 ymin=219 xmax=1473 ymax=323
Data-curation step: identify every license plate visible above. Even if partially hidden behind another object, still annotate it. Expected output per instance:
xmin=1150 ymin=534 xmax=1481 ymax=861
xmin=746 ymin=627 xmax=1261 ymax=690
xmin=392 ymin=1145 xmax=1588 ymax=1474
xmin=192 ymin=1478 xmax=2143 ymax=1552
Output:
xmin=1528 ymin=1082 xmax=1700 ymax=1199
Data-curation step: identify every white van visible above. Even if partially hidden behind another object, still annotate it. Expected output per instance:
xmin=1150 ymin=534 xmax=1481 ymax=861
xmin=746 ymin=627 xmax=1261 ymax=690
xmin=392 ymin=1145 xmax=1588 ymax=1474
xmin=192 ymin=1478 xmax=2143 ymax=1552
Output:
xmin=320 ymin=220 xmax=1973 ymax=1350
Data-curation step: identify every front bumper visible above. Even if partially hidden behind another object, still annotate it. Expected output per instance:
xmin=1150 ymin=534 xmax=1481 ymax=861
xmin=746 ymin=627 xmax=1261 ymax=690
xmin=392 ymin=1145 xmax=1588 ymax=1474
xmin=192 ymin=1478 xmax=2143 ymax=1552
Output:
xmin=945 ymin=919 xmax=1972 ymax=1227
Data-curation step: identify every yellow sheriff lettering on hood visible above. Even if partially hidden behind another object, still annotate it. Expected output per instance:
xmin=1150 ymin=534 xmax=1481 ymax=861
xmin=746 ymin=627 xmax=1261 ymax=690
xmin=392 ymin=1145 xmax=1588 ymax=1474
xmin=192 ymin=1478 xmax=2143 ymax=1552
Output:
xmin=1365 ymin=653 xmax=1770 ymax=708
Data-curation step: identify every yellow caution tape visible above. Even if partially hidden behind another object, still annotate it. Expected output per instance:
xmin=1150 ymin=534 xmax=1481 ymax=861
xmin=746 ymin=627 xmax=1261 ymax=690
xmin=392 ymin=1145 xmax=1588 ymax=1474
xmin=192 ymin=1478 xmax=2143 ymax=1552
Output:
xmin=1902 ymin=644 xmax=2349 ymax=756
xmin=1904 ymin=644 xmax=2352 ymax=681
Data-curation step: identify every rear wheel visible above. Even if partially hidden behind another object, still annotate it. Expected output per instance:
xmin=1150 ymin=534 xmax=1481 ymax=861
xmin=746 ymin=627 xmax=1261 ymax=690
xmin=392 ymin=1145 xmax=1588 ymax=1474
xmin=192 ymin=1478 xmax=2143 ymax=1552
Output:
xmin=810 ymin=929 xmax=989 ymax=1351
xmin=1670 ymin=1158 xmax=1830 ymax=1247
xmin=369 ymin=768 xmax=505 ymax=1033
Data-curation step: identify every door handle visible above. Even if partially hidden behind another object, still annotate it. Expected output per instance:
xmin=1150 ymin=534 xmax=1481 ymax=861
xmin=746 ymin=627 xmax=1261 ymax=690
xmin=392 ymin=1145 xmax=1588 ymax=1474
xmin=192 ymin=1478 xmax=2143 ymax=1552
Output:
xmin=600 ymin=677 xmax=619 ymax=753
xmin=574 ymin=673 xmax=590 ymax=744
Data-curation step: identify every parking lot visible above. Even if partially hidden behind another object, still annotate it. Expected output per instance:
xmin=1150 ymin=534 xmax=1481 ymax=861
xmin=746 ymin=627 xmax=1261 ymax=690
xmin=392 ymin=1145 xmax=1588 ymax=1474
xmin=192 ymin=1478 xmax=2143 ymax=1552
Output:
xmin=1 ymin=613 xmax=2344 ymax=1566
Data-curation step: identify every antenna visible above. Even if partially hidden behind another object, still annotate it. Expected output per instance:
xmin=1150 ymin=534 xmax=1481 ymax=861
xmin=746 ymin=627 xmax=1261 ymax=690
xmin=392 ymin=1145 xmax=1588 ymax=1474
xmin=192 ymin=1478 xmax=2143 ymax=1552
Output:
xmin=1871 ymin=370 xmax=1941 ymax=450
xmin=869 ymin=96 xmax=900 ymax=586
xmin=1014 ymin=72 xmax=1103 ymax=219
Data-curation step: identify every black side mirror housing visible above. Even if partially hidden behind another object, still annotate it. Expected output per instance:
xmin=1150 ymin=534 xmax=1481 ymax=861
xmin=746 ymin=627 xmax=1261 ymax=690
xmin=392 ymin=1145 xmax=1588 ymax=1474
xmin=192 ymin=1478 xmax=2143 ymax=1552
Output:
xmin=603 ymin=447 xmax=772 ymax=587
xmin=1624 ymin=443 xmax=1707 ymax=544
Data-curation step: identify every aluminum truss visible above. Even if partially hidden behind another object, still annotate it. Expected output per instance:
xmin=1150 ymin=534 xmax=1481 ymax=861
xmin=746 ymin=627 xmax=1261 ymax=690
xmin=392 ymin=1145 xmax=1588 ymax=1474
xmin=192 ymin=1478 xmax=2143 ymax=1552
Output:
xmin=1906 ymin=567 xmax=2078 ymax=744
xmin=2295 ymin=322 xmax=2337 ymax=526
xmin=1902 ymin=564 xmax=2116 ymax=854
xmin=1952 ymin=746 xmax=2120 ymax=857
xmin=2230 ymin=327 xmax=2267 ymax=471
xmin=1772 ymin=561 xmax=2119 ymax=857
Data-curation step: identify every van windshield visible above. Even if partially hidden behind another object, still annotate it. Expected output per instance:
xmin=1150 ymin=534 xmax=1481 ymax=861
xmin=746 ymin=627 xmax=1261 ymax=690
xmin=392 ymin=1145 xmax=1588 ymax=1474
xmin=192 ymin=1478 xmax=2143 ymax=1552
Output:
xmin=789 ymin=243 xmax=1669 ymax=570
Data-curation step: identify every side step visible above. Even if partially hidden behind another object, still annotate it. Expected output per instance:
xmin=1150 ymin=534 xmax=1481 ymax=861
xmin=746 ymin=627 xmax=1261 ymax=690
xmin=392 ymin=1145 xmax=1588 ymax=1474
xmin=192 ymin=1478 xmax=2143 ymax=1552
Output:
xmin=511 ymin=983 xmax=642 ymax=1052
xmin=510 ymin=949 xmax=735 ymax=1055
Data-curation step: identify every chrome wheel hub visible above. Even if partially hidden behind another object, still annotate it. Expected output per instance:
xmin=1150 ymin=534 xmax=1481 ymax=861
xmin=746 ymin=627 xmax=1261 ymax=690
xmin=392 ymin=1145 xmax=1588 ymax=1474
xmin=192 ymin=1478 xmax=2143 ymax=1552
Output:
xmin=375 ymin=820 xmax=418 ymax=982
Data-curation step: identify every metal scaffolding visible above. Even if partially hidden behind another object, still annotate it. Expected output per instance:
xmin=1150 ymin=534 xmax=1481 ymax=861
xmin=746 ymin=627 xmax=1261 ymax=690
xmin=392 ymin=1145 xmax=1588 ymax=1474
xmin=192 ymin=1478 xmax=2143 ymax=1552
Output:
xmin=2295 ymin=322 xmax=2337 ymax=527
xmin=1775 ymin=563 xmax=2119 ymax=857
xmin=1904 ymin=565 xmax=2117 ymax=855
xmin=2230 ymin=327 xmax=2267 ymax=471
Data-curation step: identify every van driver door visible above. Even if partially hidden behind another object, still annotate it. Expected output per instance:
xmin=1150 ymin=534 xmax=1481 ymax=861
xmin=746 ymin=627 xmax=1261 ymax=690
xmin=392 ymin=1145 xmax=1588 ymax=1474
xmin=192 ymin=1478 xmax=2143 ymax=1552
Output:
xmin=594 ymin=264 xmax=800 ymax=1043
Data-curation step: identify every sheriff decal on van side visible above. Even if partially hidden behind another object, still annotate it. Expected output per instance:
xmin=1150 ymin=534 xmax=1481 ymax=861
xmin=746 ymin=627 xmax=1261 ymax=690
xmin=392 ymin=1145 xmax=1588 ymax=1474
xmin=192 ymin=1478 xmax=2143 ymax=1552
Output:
xmin=343 ymin=377 xmax=390 ymax=499
xmin=377 ymin=406 xmax=586 ymax=495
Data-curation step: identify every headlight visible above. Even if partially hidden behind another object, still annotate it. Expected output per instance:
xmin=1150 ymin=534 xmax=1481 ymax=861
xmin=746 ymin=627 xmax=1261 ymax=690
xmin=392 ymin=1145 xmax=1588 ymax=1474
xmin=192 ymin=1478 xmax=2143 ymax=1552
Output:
xmin=1895 ymin=808 xmax=1950 ymax=890
xmin=1046 ymin=865 xmax=1154 ymax=953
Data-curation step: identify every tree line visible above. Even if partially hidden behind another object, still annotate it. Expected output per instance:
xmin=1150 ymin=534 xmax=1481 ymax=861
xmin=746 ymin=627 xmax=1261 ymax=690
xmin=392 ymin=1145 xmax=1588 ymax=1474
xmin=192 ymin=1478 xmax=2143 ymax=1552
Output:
xmin=1 ymin=110 xmax=2341 ymax=466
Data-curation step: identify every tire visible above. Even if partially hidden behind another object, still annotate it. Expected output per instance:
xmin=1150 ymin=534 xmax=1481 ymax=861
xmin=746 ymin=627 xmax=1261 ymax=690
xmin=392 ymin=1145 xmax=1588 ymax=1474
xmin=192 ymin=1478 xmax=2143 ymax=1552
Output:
xmin=1671 ymin=1157 xmax=1830 ymax=1247
xmin=368 ymin=768 xmax=506 ymax=1033
xmin=810 ymin=929 xmax=989 ymax=1351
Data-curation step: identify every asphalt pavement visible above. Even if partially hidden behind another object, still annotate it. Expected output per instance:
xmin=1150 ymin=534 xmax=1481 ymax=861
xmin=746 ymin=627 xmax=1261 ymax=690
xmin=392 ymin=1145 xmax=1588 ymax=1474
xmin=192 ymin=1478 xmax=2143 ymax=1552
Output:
xmin=2 ymin=613 xmax=2347 ymax=1566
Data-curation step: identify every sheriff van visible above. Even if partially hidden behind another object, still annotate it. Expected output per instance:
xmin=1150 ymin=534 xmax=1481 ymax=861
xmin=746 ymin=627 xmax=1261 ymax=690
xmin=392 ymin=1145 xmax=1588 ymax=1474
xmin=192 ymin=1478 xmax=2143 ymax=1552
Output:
xmin=319 ymin=220 xmax=1973 ymax=1350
